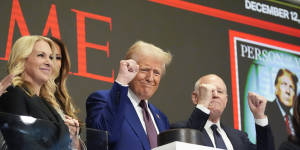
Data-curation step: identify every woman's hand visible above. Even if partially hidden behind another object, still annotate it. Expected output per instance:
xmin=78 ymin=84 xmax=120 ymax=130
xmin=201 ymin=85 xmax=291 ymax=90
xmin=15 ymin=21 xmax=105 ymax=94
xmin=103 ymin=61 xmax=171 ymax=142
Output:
xmin=0 ymin=74 xmax=14 ymax=96
xmin=64 ymin=115 xmax=81 ymax=150
xmin=64 ymin=115 xmax=80 ymax=135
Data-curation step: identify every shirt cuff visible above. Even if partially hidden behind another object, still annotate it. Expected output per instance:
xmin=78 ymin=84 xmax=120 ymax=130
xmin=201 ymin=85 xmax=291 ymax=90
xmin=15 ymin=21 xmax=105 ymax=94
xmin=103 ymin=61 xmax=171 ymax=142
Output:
xmin=115 ymin=80 xmax=129 ymax=87
xmin=196 ymin=104 xmax=210 ymax=114
xmin=255 ymin=117 xmax=268 ymax=127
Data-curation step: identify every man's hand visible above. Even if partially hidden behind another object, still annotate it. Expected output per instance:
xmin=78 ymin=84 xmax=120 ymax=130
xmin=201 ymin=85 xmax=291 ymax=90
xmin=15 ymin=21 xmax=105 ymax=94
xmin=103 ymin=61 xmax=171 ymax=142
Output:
xmin=197 ymin=84 xmax=217 ymax=108
xmin=116 ymin=59 xmax=139 ymax=85
xmin=0 ymin=74 xmax=14 ymax=96
xmin=248 ymin=92 xmax=267 ymax=119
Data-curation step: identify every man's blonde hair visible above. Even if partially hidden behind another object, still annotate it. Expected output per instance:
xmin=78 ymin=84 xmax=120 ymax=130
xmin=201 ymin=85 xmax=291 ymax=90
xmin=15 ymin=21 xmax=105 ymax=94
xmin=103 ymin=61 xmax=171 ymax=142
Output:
xmin=125 ymin=41 xmax=172 ymax=73
xmin=8 ymin=35 xmax=61 ymax=112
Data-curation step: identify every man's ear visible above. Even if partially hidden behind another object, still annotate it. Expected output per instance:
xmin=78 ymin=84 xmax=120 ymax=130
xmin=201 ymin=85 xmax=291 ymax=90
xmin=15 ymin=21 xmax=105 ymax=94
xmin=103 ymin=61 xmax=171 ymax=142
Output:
xmin=275 ymin=86 xmax=279 ymax=95
xmin=192 ymin=92 xmax=198 ymax=105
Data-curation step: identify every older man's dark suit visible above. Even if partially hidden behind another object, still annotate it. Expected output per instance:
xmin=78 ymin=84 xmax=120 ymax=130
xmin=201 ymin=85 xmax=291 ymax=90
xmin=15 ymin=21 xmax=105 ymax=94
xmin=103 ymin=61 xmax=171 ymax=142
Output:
xmin=172 ymin=108 xmax=275 ymax=150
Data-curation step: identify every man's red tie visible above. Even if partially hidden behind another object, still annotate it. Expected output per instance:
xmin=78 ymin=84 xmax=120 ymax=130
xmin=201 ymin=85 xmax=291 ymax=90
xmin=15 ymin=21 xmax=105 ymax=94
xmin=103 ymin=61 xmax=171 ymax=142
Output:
xmin=285 ymin=114 xmax=292 ymax=135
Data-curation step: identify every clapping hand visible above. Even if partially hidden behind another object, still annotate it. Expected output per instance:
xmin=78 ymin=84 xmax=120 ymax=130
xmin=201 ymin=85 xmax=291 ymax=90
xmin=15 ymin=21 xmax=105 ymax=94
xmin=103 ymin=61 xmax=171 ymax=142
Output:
xmin=64 ymin=115 xmax=80 ymax=137
xmin=64 ymin=115 xmax=81 ymax=149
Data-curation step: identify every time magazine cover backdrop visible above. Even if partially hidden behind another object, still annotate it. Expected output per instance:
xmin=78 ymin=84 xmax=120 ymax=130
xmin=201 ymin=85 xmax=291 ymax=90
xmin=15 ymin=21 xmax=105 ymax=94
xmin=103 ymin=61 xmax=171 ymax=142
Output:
xmin=0 ymin=0 xmax=300 ymax=148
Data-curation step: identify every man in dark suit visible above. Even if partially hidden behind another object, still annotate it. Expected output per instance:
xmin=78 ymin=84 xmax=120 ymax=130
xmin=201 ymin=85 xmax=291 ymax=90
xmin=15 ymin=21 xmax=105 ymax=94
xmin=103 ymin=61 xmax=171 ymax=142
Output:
xmin=266 ymin=68 xmax=298 ymax=148
xmin=86 ymin=41 xmax=173 ymax=150
xmin=173 ymin=74 xmax=274 ymax=150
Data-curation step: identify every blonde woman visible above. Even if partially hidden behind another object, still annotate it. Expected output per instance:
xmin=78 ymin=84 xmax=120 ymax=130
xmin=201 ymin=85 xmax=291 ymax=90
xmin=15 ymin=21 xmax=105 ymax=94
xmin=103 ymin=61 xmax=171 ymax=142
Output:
xmin=0 ymin=35 xmax=70 ymax=149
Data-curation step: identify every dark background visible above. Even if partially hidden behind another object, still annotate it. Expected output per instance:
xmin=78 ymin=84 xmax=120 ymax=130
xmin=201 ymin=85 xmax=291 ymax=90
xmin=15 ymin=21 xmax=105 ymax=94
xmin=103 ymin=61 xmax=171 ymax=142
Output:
xmin=0 ymin=0 xmax=299 ymax=147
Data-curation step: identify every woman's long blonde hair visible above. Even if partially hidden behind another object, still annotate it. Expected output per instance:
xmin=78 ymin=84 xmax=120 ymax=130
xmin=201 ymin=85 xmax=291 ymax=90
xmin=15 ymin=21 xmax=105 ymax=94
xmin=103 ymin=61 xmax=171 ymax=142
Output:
xmin=8 ymin=35 xmax=62 ymax=112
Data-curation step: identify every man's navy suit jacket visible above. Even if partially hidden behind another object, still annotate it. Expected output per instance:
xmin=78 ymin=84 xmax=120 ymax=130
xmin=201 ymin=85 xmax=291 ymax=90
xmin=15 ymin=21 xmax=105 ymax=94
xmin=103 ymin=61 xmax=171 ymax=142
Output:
xmin=172 ymin=109 xmax=275 ymax=150
xmin=86 ymin=82 xmax=169 ymax=150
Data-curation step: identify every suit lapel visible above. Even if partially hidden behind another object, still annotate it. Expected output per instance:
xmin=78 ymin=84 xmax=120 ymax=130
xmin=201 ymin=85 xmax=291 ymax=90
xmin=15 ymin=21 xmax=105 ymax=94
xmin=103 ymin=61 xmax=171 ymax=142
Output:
xmin=202 ymin=129 xmax=214 ymax=147
xmin=124 ymin=96 xmax=150 ymax=150
xmin=222 ymin=124 xmax=239 ymax=149
xmin=148 ymin=104 xmax=165 ymax=132
xmin=30 ymin=96 xmax=60 ymax=122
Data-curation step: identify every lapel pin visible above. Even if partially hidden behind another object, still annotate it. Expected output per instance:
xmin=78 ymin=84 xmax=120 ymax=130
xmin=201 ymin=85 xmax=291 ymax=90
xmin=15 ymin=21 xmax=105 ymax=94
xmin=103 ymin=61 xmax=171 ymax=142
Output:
xmin=156 ymin=114 xmax=160 ymax=119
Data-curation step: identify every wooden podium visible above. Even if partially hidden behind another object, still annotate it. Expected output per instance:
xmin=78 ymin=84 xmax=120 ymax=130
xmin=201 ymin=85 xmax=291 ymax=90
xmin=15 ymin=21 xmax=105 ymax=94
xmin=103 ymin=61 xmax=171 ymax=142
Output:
xmin=153 ymin=141 xmax=223 ymax=150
